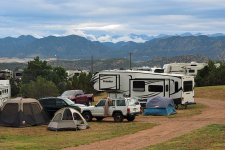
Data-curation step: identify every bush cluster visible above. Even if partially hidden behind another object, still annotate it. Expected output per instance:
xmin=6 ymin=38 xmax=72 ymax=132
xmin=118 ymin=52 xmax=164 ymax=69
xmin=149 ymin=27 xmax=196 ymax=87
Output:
xmin=195 ymin=60 xmax=225 ymax=87
xmin=11 ymin=57 xmax=94 ymax=98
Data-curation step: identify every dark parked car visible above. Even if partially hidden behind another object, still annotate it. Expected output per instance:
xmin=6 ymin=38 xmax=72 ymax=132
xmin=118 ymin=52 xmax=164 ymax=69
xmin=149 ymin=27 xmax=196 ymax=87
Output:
xmin=38 ymin=97 xmax=82 ymax=118
xmin=61 ymin=90 xmax=94 ymax=106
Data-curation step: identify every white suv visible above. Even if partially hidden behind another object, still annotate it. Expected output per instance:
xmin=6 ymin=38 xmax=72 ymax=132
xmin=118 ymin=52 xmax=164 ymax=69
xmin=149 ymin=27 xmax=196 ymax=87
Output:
xmin=81 ymin=97 xmax=141 ymax=122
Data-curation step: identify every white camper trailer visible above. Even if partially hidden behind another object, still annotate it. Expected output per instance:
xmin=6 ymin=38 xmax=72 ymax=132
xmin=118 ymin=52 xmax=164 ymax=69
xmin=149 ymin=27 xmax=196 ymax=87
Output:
xmin=92 ymin=70 xmax=195 ymax=108
xmin=163 ymin=62 xmax=207 ymax=76
xmin=0 ymin=80 xmax=11 ymax=107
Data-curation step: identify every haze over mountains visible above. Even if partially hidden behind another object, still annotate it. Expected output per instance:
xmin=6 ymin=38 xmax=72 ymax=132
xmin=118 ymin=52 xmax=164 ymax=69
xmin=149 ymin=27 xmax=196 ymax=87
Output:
xmin=0 ymin=33 xmax=225 ymax=61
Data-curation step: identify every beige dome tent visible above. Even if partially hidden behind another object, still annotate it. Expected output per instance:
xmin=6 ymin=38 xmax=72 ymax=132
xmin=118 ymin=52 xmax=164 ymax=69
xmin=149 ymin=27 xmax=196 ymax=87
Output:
xmin=48 ymin=107 xmax=89 ymax=131
xmin=0 ymin=97 xmax=49 ymax=127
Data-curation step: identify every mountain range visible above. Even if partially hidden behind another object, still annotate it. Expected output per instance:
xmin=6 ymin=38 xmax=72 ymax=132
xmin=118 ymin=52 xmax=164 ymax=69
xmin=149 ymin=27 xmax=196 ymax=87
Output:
xmin=0 ymin=34 xmax=225 ymax=60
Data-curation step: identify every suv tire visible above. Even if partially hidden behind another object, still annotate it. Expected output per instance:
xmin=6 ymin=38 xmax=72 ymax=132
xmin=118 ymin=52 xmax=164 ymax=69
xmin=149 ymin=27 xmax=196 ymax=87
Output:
xmin=96 ymin=117 xmax=104 ymax=121
xmin=113 ymin=112 xmax=124 ymax=122
xmin=127 ymin=115 xmax=135 ymax=121
xmin=82 ymin=112 xmax=92 ymax=122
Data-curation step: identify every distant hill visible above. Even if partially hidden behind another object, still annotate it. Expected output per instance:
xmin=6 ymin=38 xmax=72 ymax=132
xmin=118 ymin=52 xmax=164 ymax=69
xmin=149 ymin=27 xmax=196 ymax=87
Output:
xmin=0 ymin=55 xmax=210 ymax=72
xmin=0 ymin=35 xmax=225 ymax=60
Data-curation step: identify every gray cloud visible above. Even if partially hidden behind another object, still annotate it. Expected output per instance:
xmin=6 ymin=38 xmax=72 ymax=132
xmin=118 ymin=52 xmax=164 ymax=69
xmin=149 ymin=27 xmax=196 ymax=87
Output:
xmin=0 ymin=0 xmax=225 ymax=39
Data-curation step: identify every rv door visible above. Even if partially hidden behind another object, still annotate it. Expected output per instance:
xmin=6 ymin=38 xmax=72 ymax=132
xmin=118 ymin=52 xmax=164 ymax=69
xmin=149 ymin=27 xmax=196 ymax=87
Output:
xmin=182 ymin=77 xmax=195 ymax=105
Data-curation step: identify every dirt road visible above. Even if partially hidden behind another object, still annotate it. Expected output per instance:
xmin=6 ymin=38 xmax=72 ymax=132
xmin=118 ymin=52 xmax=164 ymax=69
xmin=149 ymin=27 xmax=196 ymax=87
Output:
xmin=65 ymin=98 xmax=225 ymax=150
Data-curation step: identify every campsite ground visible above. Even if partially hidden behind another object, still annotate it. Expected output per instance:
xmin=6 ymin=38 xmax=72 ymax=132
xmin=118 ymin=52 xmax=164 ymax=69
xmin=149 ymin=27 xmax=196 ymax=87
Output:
xmin=66 ymin=85 xmax=225 ymax=150
xmin=1 ymin=86 xmax=225 ymax=150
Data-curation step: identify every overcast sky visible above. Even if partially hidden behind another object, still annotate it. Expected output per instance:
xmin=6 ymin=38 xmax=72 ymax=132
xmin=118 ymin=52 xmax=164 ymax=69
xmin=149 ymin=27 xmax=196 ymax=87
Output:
xmin=0 ymin=0 xmax=225 ymax=39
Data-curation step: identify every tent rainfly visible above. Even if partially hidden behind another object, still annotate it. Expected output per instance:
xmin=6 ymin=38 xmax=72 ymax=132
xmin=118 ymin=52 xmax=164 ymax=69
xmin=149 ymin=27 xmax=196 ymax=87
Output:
xmin=144 ymin=96 xmax=176 ymax=116
xmin=48 ymin=107 xmax=89 ymax=131
xmin=0 ymin=97 xmax=49 ymax=127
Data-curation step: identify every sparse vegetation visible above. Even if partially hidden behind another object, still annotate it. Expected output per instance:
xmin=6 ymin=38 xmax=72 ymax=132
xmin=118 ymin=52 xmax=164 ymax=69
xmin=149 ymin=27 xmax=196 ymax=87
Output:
xmin=168 ymin=103 xmax=205 ymax=118
xmin=195 ymin=85 xmax=225 ymax=101
xmin=142 ymin=124 xmax=225 ymax=150
xmin=0 ymin=122 xmax=156 ymax=150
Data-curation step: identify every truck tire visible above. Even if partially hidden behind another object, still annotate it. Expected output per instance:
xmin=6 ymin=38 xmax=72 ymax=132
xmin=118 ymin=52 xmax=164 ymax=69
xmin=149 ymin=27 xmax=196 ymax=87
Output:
xmin=113 ymin=112 xmax=124 ymax=122
xmin=127 ymin=115 xmax=135 ymax=121
xmin=96 ymin=117 xmax=104 ymax=121
xmin=82 ymin=112 xmax=92 ymax=122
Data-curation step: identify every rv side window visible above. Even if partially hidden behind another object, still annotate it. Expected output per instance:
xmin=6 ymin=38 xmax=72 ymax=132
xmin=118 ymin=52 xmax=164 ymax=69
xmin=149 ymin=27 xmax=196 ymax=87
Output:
xmin=189 ymin=70 xmax=195 ymax=73
xmin=148 ymin=85 xmax=163 ymax=92
xmin=183 ymin=81 xmax=193 ymax=92
xmin=154 ymin=69 xmax=164 ymax=73
xmin=133 ymin=81 xmax=145 ymax=92
xmin=175 ymin=82 xmax=179 ymax=92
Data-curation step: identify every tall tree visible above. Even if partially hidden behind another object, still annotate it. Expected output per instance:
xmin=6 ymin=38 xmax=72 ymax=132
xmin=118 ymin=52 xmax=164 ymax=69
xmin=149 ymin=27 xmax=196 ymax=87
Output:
xmin=22 ymin=57 xmax=68 ymax=93
xmin=195 ymin=60 xmax=225 ymax=86
xmin=22 ymin=56 xmax=52 ymax=83
xmin=21 ymin=77 xmax=59 ymax=99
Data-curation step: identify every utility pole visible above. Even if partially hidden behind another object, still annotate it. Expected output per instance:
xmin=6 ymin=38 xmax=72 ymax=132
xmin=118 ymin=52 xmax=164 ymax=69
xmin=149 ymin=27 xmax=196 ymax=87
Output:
xmin=91 ymin=55 xmax=93 ymax=74
xmin=129 ymin=52 xmax=132 ymax=70
xmin=54 ymin=54 xmax=58 ymax=67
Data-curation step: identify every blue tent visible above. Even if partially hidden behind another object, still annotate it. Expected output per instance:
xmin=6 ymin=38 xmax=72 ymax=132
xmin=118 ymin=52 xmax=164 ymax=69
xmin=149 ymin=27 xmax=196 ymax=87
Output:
xmin=144 ymin=96 xmax=176 ymax=116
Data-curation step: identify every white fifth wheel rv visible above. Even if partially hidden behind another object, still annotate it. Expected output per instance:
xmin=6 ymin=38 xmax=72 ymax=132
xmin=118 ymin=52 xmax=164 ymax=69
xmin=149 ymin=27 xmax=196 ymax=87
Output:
xmin=0 ymin=80 xmax=11 ymax=107
xmin=92 ymin=70 xmax=195 ymax=108
xmin=163 ymin=62 xmax=208 ymax=76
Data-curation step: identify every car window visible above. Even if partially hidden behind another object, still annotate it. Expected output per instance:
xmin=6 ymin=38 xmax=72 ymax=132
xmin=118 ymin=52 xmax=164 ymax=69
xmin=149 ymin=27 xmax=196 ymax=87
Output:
xmin=61 ymin=90 xmax=75 ymax=97
xmin=96 ymin=100 xmax=106 ymax=107
xmin=62 ymin=98 xmax=75 ymax=105
xmin=75 ymin=93 xmax=82 ymax=96
xmin=116 ymin=100 xmax=126 ymax=106
xmin=127 ymin=98 xmax=138 ymax=106
xmin=74 ymin=90 xmax=84 ymax=95
xmin=40 ymin=99 xmax=55 ymax=107
xmin=56 ymin=99 xmax=67 ymax=107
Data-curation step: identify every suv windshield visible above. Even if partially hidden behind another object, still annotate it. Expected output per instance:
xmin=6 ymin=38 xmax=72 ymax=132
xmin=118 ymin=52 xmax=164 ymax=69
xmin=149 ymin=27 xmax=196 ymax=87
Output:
xmin=127 ymin=97 xmax=139 ymax=106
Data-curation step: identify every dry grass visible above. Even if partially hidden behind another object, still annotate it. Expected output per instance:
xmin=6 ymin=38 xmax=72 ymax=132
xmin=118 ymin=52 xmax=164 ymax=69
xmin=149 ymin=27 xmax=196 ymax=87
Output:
xmin=143 ymin=124 xmax=225 ymax=150
xmin=195 ymin=85 xmax=225 ymax=101
xmin=0 ymin=122 xmax=155 ymax=150
xmin=169 ymin=103 xmax=204 ymax=118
